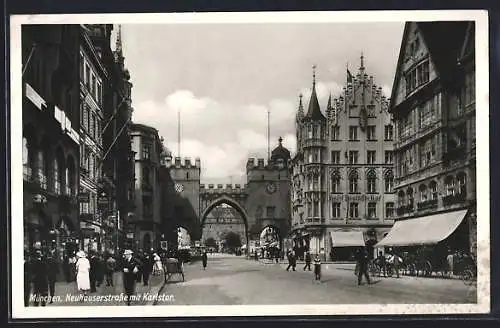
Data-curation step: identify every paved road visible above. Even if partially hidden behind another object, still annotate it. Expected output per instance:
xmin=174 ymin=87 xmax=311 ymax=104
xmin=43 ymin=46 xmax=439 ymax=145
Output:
xmin=156 ymin=254 xmax=476 ymax=305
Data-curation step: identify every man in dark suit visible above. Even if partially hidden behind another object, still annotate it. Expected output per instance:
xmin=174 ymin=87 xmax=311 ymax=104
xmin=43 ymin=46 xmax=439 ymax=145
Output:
xmin=31 ymin=249 xmax=49 ymax=306
xmin=46 ymin=249 xmax=59 ymax=303
xmin=356 ymin=248 xmax=371 ymax=285
xmin=122 ymin=249 xmax=139 ymax=306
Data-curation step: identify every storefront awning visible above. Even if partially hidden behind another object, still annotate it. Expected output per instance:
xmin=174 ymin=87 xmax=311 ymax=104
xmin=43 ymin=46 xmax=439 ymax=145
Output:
xmin=330 ymin=230 xmax=366 ymax=247
xmin=375 ymin=209 xmax=468 ymax=247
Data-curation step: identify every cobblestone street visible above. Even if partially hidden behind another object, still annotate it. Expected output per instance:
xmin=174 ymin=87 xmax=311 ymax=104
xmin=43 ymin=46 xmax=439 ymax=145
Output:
xmin=155 ymin=255 xmax=476 ymax=305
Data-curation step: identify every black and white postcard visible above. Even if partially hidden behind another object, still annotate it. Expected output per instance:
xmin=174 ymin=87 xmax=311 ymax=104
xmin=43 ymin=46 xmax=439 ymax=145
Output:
xmin=9 ymin=10 xmax=490 ymax=318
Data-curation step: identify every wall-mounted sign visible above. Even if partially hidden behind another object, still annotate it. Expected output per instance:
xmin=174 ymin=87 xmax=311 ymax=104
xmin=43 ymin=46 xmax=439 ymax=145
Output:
xmin=329 ymin=194 xmax=382 ymax=202
xmin=78 ymin=192 xmax=90 ymax=203
xmin=126 ymin=233 xmax=134 ymax=239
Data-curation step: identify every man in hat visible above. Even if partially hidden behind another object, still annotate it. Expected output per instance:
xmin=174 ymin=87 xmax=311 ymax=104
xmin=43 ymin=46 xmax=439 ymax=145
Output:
xmin=46 ymin=249 xmax=59 ymax=303
xmin=122 ymin=249 xmax=139 ymax=306
xmin=31 ymin=249 xmax=49 ymax=306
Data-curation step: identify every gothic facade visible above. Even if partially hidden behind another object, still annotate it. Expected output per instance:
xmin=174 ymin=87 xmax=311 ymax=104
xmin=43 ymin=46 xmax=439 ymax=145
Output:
xmin=290 ymin=60 xmax=395 ymax=261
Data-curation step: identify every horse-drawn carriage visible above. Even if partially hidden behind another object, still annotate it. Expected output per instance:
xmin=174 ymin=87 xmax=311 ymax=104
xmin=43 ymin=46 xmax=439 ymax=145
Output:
xmin=162 ymin=257 xmax=185 ymax=283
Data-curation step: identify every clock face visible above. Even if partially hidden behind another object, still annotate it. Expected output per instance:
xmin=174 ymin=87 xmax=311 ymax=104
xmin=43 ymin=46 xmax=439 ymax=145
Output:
xmin=266 ymin=183 xmax=276 ymax=194
xmin=175 ymin=183 xmax=184 ymax=193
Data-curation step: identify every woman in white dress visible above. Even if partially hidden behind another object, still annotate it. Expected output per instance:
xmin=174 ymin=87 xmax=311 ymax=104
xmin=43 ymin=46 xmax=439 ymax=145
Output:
xmin=75 ymin=251 xmax=91 ymax=297
xmin=153 ymin=253 xmax=163 ymax=276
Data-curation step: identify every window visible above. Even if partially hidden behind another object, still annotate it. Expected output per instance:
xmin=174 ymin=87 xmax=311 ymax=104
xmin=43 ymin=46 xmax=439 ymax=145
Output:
xmin=367 ymin=126 xmax=376 ymax=140
xmin=461 ymin=71 xmax=475 ymax=110
xmin=313 ymin=149 xmax=321 ymax=163
xmin=85 ymin=64 xmax=91 ymax=90
xmin=332 ymin=202 xmax=341 ymax=218
xmin=331 ymin=151 xmax=340 ymax=164
xmin=399 ymin=147 xmax=413 ymax=176
xmin=142 ymin=167 xmax=150 ymax=188
xmin=348 ymin=151 xmax=358 ymax=164
xmin=445 ymin=176 xmax=455 ymax=196
xmin=367 ymin=151 xmax=376 ymax=164
xmin=331 ymin=125 xmax=340 ymax=140
xmin=407 ymin=188 xmax=414 ymax=206
xmin=82 ymin=105 xmax=89 ymax=131
xmin=385 ymin=202 xmax=395 ymax=218
xmin=349 ymin=126 xmax=358 ymax=141
xmin=385 ymin=151 xmax=393 ymax=164
xmin=385 ymin=125 xmax=394 ymax=140
xmin=368 ymin=202 xmax=377 ymax=219
xmin=430 ymin=181 xmax=438 ymax=200
xmin=142 ymin=142 xmax=152 ymax=160
xmin=349 ymin=203 xmax=359 ymax=218
xmin=312 ymin=175 xmax=319 ymax=190
xmin=331 ymin=174 xmax=340 ymax=193
xmin=399 ymin=113 xmax=413 ymax=139
xmin=23 ymin=137 xmax=31 ymax=181
xmin=405 ymin=59 xmax=429 ymax=94
xmin=367 ymin=173 xmax=377 ymax=193
xmin=419 ymin=184 xmax=428 ymax=202
xmin=53 ymin=157 xmax=61 ymax=194
xmin=419 ymin=137 xmax=436 ymax=168
xmin=89 ymin=154 xmax=95 ymax=179
xmin=458 ymin=173 xmax=466 ymax=195
xmin=36 ymin=149 xmax=47 ymax=189
xmin=266 ymin=206 xmax=276 ymax=218
xmin=79 ymin=55 xmax=85 ymax=80
xmin=91 ymin=74 xmax=96 ymax=98
xmin=143 ymin=196 xmax=153 ymax=217
xmin=92 ymin=114 xmax=97 ymax=140
xmin=349 ymin=172 xmax=358 ymax=193
xmin=307 ymin=125 xmax=313 ymax=139
xmin=97 ymin=82 xmax=102 ymax=105
xmin=398 ymin=191 xmax=406 ymax=207
xmin=313 ymin=201 xmax=319 ymax=217
xmin=385 ymin=171 xmax=394 ymax=193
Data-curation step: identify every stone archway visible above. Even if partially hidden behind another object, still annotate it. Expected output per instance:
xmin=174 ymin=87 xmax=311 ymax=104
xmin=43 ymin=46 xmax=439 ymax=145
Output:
xmin=200 ymin=196 xmax=250 ymax=256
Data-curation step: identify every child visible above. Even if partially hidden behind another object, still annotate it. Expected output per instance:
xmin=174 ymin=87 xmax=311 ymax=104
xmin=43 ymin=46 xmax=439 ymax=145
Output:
xmin=313 ymin=255 xmax=321 ymax=281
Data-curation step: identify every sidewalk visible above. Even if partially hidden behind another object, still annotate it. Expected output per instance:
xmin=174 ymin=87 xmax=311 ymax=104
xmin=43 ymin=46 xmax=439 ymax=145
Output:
xmin=35 ymin=271 xmax=164 ymax=306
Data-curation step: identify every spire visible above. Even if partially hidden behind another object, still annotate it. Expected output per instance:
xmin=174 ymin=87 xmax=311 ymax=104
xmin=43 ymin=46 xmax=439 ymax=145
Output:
xmin=114 ymin=25 xmax=124 ymax=63
xmin=327 ymin=93 xmax=332 ymax=109
xmin=278 ymin=136 xmax=283 ymax=145
xmin=304 ymin=65 xmax=326 ymax=121
xmin=360 ymin=52 xmax=365 ymax=71
xmin=297 ymin=93 xmax=304 ymax=119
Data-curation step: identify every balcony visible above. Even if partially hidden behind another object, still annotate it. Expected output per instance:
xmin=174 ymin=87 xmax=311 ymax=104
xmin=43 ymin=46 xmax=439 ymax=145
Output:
xmin=396 ymin=204 xmax=414 ymax=216
xmin=442 ymin=193 xmax=467 ymax=207
xmin=417 ymin=199 xmax=438 ymax=211
xmin=303 ymin=138 xmax=327 ymax=148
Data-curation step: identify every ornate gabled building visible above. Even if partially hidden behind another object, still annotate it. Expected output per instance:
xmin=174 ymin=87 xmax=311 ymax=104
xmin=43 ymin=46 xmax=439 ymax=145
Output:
xmin=378 ymin=22 xmax=476 ymax=256
xmin=291 ymin=61 xmax=395 ymax=261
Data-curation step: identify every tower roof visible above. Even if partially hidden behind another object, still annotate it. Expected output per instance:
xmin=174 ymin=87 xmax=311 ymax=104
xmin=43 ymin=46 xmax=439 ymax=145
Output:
xmin=271 ymin=137 xmax=291 ymax=163
xmin=304 ymin=65 xmax=326 ymax=122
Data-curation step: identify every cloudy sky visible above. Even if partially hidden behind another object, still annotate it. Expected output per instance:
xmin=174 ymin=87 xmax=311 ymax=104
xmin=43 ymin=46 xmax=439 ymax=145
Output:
xmin=115 ymin=22 xmax=405 ymax=185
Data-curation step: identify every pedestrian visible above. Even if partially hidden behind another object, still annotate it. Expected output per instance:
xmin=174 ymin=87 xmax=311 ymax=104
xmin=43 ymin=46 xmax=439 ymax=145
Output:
xmin=447 ymin=250 xmax=454 ymax=277
xmin=68 ymin=252 xmax=77 ymax=282
xmin=135 ymin=250 xmax=144 ymax=283
xmin=122 ymin=249 xmax=139 ymax=306
xmin=303 ymin=251 xmax=312 ymax=271
xmin=31 ymin=249 xmax=49 ymax=306
xmin=377 ymin=251 xmax=387 ymax=277
xmin=46 ymin=249 xmax=59 ymax=304
xmin=141 ymin=250 xmax=152 ymax=286
xmin=292 ymin=251 xmax=297 ymax=271
xmin=75 ymin=250 xmax=91 ymax=299
xmin=356 ymin=248 xmax=371 ymax=285
xmin=105 ymin=254 xmax=116 ymax=287
xmin=24 ymin=250 xmax=32 ymax=307
xmin=388 ymin=250 xmax=401 ymax=278
xmin=153 ymin=252 xmax=163 ymax=276
xmin=202 ymin=250 xmax=208 ymax=270
xmin=88 ymin=251 xmax=99 ymax=293
xmin=313 ymin=255 xmax=322 ymax=281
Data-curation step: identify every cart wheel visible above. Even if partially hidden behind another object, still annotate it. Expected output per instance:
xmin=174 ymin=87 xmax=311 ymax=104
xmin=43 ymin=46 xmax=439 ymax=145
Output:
xmin=461 ymin=269 xmax=474 ymax=285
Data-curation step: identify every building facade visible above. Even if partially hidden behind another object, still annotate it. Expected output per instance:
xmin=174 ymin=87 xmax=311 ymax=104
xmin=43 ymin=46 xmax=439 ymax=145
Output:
xmin=385 ymin=22 xmax=476 ymax=255
xmin=290 ymin=62 xmax=395 ymax=261
xmin=22 ymin=25 xmax=81 ymax=258
xmin=130 ymin=123 xmax=164 ymax=251
xmin=78 ymin=25 xmax=109 ymax=253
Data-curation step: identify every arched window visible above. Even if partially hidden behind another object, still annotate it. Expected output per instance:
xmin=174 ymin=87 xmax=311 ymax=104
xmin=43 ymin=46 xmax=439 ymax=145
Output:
xmin=53 ymin=156 xmax=61 ymax=194
xmin=367 ymin=170 xmax=377 ymax=193
xmin=419 ymin=184 xmax=428 ymax=202
xmin=349 ymin=170 xmax=358 ymax=193
xmin=67 ymin=157 xmax=76 ymax=196
xmin=398 ymin=190 xmax=406 ymax=207
xmin=445 ymin=176 xmax=455 ymax=196
xmin=457 ymin=173 xmax=466 ymax=195
xmin=36 ymin=148 xmax=47 ymax=189
xmin=23 ymin=137 xmax=31 ymax=181
xmin=384 ymin=170 xmax=394 ymax=193
xmin=429 ymin=181 xmax=438 ymax=200
xmin=331 ymin=171 xmax=340 ymax=193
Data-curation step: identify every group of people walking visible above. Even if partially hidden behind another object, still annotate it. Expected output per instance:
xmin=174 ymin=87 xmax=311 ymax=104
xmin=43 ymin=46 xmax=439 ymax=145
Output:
xmin=286 ymin=250 xmax=322 ymax=281
xmin=24 ymin=247 xmax=166 ymax=307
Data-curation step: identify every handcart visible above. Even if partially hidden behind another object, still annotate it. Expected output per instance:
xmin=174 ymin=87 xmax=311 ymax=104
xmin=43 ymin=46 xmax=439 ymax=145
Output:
xmin=163 ymin=257 xmax=185 ymax=283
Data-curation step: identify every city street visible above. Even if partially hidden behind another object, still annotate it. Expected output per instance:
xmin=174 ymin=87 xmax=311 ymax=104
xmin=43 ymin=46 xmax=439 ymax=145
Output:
xmin=155 ymin=254 xmax=476 ymax=305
